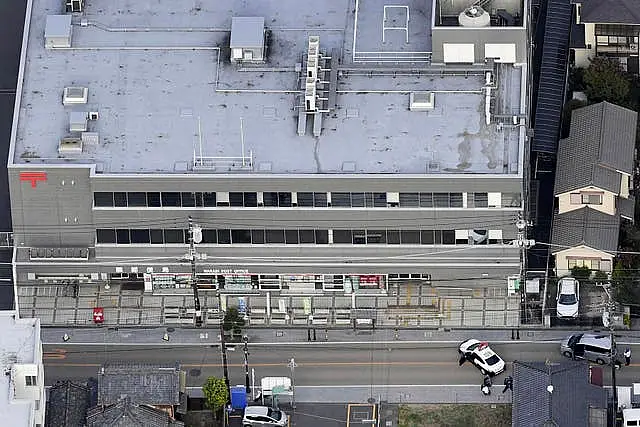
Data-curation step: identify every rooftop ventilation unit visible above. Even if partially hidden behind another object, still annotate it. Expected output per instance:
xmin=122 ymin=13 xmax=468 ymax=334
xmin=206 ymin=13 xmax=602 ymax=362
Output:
xmin=305 ymin=77 xmax=317 ymax=112
xmin=409 ymin=92 xmax=435 ymax=111
xmin=44 ymin=15 xmax=73 ymax=48
xmin=307 ymin=36 xmax=320 ymax=80
xmin=458 ymin=6 xmax=491 ymax=27
xmin=62 ymin=87 xmax=88 ymax=105
xmin=58 ymin=137 xmax=83 ymax=154
xmin=69 ymin=111 xmax=88 ymax=132
xmin=65 ymin=0 xmax=84 ymax=13
xmin=81 ymin=132 xmax=99 ymax=145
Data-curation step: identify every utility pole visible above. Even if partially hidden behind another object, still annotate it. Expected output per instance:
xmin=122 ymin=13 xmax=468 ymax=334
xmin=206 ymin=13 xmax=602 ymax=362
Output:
xmin=187 ymin=216 xmax=203 ymax=327
xmin=515 ymin=215 xmax=534 ymax=323
xmin=288 ymin=357 xmax=297 ymax=409
xmin=601 ymin=282 xmax=619 ymax=427
xmin=243 ymin=335 xmax=251 ymax=393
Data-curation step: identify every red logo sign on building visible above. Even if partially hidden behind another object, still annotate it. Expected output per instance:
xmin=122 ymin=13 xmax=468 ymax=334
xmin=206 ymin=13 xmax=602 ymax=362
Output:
xmin=19 ymin=171 xmax=47 ymax=188
xmin=93 ymin=307 xmax=104 ymax=324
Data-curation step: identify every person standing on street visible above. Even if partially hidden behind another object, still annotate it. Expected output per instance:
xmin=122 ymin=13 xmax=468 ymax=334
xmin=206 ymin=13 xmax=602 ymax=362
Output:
xmin=625 ymin=347 xmax=632 ymax=366
xmin=481 ymin=375 xmax=492 ymax=396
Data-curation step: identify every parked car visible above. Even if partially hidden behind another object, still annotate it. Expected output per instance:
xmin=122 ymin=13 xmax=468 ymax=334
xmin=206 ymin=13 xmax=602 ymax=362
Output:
xmin=458 ymin=339 xmax=505 ymax=376
xmin=556 ymin=277 xmax=579 ymax=318
xmin=243 ymin=406 xmax=288 ymax=427
xmin=560 ymin=333 xmax=614 ymax=365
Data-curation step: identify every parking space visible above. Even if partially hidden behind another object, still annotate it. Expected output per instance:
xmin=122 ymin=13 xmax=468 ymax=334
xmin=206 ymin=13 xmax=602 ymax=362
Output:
xmin=229 ymin=403 xmax=375 ymax=427
xmin=347 ymin=404 xmax=376 ymax=426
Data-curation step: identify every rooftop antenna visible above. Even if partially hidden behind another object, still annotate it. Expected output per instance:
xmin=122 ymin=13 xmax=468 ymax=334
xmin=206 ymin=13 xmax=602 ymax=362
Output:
xmin=240 ymin=117 xmax=246 ymax=167
xmin=197 ymin=116 xmax=204 ymax=164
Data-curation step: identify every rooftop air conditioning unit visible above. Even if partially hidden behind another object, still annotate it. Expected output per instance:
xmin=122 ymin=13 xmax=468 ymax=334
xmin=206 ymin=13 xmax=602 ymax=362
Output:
xmin=62 ymin=87 xmax=88 ymax=105
xmin=58 ymin=137 xmax=83 ymax=154
xmin=66 ymin=0 xmax=84 ymax=13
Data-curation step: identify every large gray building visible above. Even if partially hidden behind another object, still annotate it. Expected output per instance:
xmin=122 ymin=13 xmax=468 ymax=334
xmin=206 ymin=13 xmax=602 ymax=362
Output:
xmin=9 ymin=0 xmax=530 ymax=323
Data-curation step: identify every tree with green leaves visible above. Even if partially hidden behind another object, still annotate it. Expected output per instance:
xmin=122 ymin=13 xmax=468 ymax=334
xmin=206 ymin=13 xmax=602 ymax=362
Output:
xmin=223 ymin=306 xmax=246 ymax=340
xmin=202 ymin=376 xmax=229 ymax=412
xmin=583 ymin=57 xmax=632 ymax=106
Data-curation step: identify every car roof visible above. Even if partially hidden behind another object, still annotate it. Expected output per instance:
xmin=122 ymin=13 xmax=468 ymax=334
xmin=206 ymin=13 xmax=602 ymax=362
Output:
xmin=559 ymin=281 xmax=577 ymax=294
xmin=245 ymin=406 xmax=270 ymax=416
xmin=577 ymin=333 xmax=611 ymax=348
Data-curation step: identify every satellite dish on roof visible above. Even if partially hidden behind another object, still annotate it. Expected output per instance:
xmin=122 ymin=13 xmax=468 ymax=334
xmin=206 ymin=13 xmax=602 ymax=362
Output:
xmin=193 ymin=227 xmax=203 ymax=244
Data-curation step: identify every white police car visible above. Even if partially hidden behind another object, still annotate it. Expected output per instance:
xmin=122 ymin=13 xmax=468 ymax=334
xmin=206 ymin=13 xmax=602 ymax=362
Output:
xmin=458 ymin=339 xmax=506 ymax=376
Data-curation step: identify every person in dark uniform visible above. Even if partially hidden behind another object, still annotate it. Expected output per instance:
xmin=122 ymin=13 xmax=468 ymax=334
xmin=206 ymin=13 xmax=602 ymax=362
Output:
xmin=625 ymin=347 xmax=632 ymax=366
xmin=502 ymin=376 xmax=513 ymax=393
xmin=481 ymin=375 xmax=492 ymax=395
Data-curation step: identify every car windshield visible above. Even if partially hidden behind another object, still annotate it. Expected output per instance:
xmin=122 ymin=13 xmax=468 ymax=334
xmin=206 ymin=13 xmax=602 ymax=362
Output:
xmin=486 ymin=355 xmax=500 ymax=365
xmin=559 ymin=294 xmax=577 ymax=304
xmin=267 ymin=408 xmax=282 ymax=421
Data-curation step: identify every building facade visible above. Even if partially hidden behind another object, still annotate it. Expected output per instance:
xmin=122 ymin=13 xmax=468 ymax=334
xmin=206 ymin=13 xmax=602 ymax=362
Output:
xmin=9 ymin=0 xmax=530 ymax=323
xmin=0 ymin=311 xmax=45 ymax=427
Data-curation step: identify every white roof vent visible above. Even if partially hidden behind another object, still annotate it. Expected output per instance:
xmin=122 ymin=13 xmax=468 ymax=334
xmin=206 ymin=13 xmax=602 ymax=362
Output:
xmin=409 ymin=92 xmax=435 ymax=111
xmin=44 ymin=15 xmax=73 ymax=48
xmin=63 ymin=87 xmax=88 ymax=105
xmin=81 ymin=132 xmax=99 ymax=145
xmin=459 ymin=6 xmax=491 ymax=27
xmin=58 ymin=137 xmax=83 ymax=154
xmin=69 ymin=111 xmax=88 ymax=132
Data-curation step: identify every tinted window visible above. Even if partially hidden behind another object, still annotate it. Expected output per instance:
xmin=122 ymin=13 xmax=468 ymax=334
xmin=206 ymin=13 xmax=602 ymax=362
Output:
xmin=202 ymin=229 xmax=217 ymax=243
xmin=297 ymin=192 xmax=313 ymax=207
xmin=162 ymin=192 xmax=181 ymax=207
xmin=401 ymin=230 xmax=420 ymax=244
xmin=217 ymin=229 xmax=231 ymax=244
xmin=299 ymin=229 xmax=315 ymax=244
xmin=251 ymin=229 xmax=265 ymax=244
xmin=244 ymin=192 xmax=258 ymax=207
xmin=94 ymin=192 xmax=114 ymax=207
xmin=315 ymin=230 xmax=329 ymax=244
xmin=473 ymin=192 xmax=488 ymax=208
xmin=486 ymin=355 xmax=500 ymax=366
xmin=399 ymin=193 xmax=419 ymax=207
xmin=127 ymin=192 xmax=147 ymax=207
xmin=231 ymin=229 xmax=251 ymax=244
xmin=353 ymin=230 xmax=366 ymax=244
xmin=181 ymin=192 xmax=196 ymax=207
xmin=387 ymin=230 xmax=400 ymax=244
xmin=147 ymin=192 xmax=161 ymax=207
xmin=433 ymin=193 xmax=449 ymax=207
xmin=278 ymin=192 xmax=292 ymax=207
xmin=419 ymin=192 xmax=433 ymax=207
xmin=164 ymin=229 xmax=184 ymax=244
xmin=115 ymin=229 xmax=130 ymax=244
xmin=203 ymin=192 xmax=216 ymax=207
xmin=333 ymin=230 xmax=352 ymax=244
xmin=331 ymin=192 xmax=351 ymax=207
xmin=130 ymin=229 xmax=150 ymax=243
xmin=351 ymin=192 xmax=365 ymax=207
xmin=263 ymin=192 xmax=278 ymax=207
xmin=367 ymin=230 xmax=386 ymax=244
xmin=150 ymin=229 xmax=164 ymax=244
xmin=450 ymin=193 xmax=463 ymax=207
xmin=442 ymin=230 xmax=455 ymax=244
xmin=96 ymin=229 xmax=116 ymax=243
xmin=114 ymin=192 xmax=127 ymax=207
xmin=285 ymin=230 xmax=299 ymax=244
xmin=313 ymin=192 xmax=328 ymax=207
xmin=266 ymin=229 xmax=285 ymax=244
xmin=229 ymin=192 xmax=244 ymax=207
xmin=373 ymin=193 xmax=387 ymax=207
xmin=421 ymin=230 xmax=434 ymax=244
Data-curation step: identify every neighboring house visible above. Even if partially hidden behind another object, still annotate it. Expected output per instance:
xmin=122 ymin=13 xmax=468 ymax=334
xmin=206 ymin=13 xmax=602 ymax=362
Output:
xmin=552 ymin=101 xmax=638 ymax=275
xmin=45 ymin=381 xmax=93 ymax=427
xmin=512 ymin=361 xmax=607 ymax=427
xmin=570 ymin=0 xmax=640 ymax=72
xmin=0 ymin=311 xmax=45 ymax=427
xmin=97 ymin=363 xmax=185 ymax=421
xmin=86 ymin=397 xmax=184 ymax=427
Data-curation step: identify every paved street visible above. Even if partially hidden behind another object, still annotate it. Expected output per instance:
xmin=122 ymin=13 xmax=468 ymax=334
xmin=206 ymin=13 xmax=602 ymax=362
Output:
xmin=43 ymin=340 xmax=640 ymax=404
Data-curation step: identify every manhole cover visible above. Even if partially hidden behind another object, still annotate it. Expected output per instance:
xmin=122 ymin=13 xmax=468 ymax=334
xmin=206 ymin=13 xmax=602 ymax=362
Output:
xmin=189 ymin=369 xmax=201 ymax=377
xmin=166 ymin=327 xmax=175 ymax=333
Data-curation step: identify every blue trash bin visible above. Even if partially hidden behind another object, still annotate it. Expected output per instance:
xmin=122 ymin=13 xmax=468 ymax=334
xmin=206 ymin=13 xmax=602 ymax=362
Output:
xmin=231 ymin=385 xmax=247 ymax=410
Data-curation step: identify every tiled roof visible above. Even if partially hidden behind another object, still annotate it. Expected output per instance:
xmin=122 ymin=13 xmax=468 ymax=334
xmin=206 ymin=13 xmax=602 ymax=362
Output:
xmin=45 ymin=381 xmax=92 ymax=427
xmin=86 ymin=398 xmax=184 ymax=427
xmin=551 ymin=207 xmax=621 ymax=254
xmin=554 ymin=102 xmax=638 ymax=196
xmin=98 ymin=363 xmax=181 ymax=406
xmin=578 ymin=0 xmax=640 ymax=24
xmin=618 ymin=196 xmax=636 ymax=222
xmin=512 ymin=361 xmax=607 ymax=427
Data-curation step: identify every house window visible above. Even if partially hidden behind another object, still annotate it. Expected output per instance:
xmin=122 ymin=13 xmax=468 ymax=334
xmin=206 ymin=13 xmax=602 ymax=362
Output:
xmin=582 ymin=193 xmax=603 ymax=205
xmin=25 ymin=376 xmax=37 ymax=386
xmin=567 ymin=258 xmax=601 ymax=270
xmin=569 ymin=193 xmax=582 ymax=204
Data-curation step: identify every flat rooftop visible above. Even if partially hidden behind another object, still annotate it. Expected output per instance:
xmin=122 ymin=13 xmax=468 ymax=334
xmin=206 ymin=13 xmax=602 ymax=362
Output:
xmin=12 ymin=0 xmax=525 ymax=174
xmin=0 ymin=312 xmax=38 ymax=424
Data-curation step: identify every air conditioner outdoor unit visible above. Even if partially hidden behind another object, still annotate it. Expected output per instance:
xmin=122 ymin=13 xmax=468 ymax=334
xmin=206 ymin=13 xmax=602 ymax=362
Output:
xmin=62 ymin=87 xmax=88 ymax=105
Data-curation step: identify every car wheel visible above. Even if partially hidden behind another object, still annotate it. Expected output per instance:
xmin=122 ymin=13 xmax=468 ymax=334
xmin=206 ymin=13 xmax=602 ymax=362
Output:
xmin=596 ymin=359 xmax=605 ymax=365
xmin=562 ymin=351 xmax=573 ymax=359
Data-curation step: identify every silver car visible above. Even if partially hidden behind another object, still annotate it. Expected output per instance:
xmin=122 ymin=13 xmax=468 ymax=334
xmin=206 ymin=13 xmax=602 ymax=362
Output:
xmin=243 ymin=406 xmax=288 ymax=427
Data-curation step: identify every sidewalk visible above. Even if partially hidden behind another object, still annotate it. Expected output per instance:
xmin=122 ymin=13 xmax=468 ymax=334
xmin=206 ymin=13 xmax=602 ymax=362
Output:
xmin=41 ymin=326 xmax=589 ymax=346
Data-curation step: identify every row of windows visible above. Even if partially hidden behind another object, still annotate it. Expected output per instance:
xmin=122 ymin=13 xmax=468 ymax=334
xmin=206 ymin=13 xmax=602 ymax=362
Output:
xmin=94 ymin=191 xmax=521 ymax=208
xmin=96 ymin=228 xmax=506 ymax=245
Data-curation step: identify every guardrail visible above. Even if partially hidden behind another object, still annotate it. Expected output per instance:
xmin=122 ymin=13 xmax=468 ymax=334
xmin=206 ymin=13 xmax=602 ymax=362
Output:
xmin=353 ymin=51 xmax=432 ymax=63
